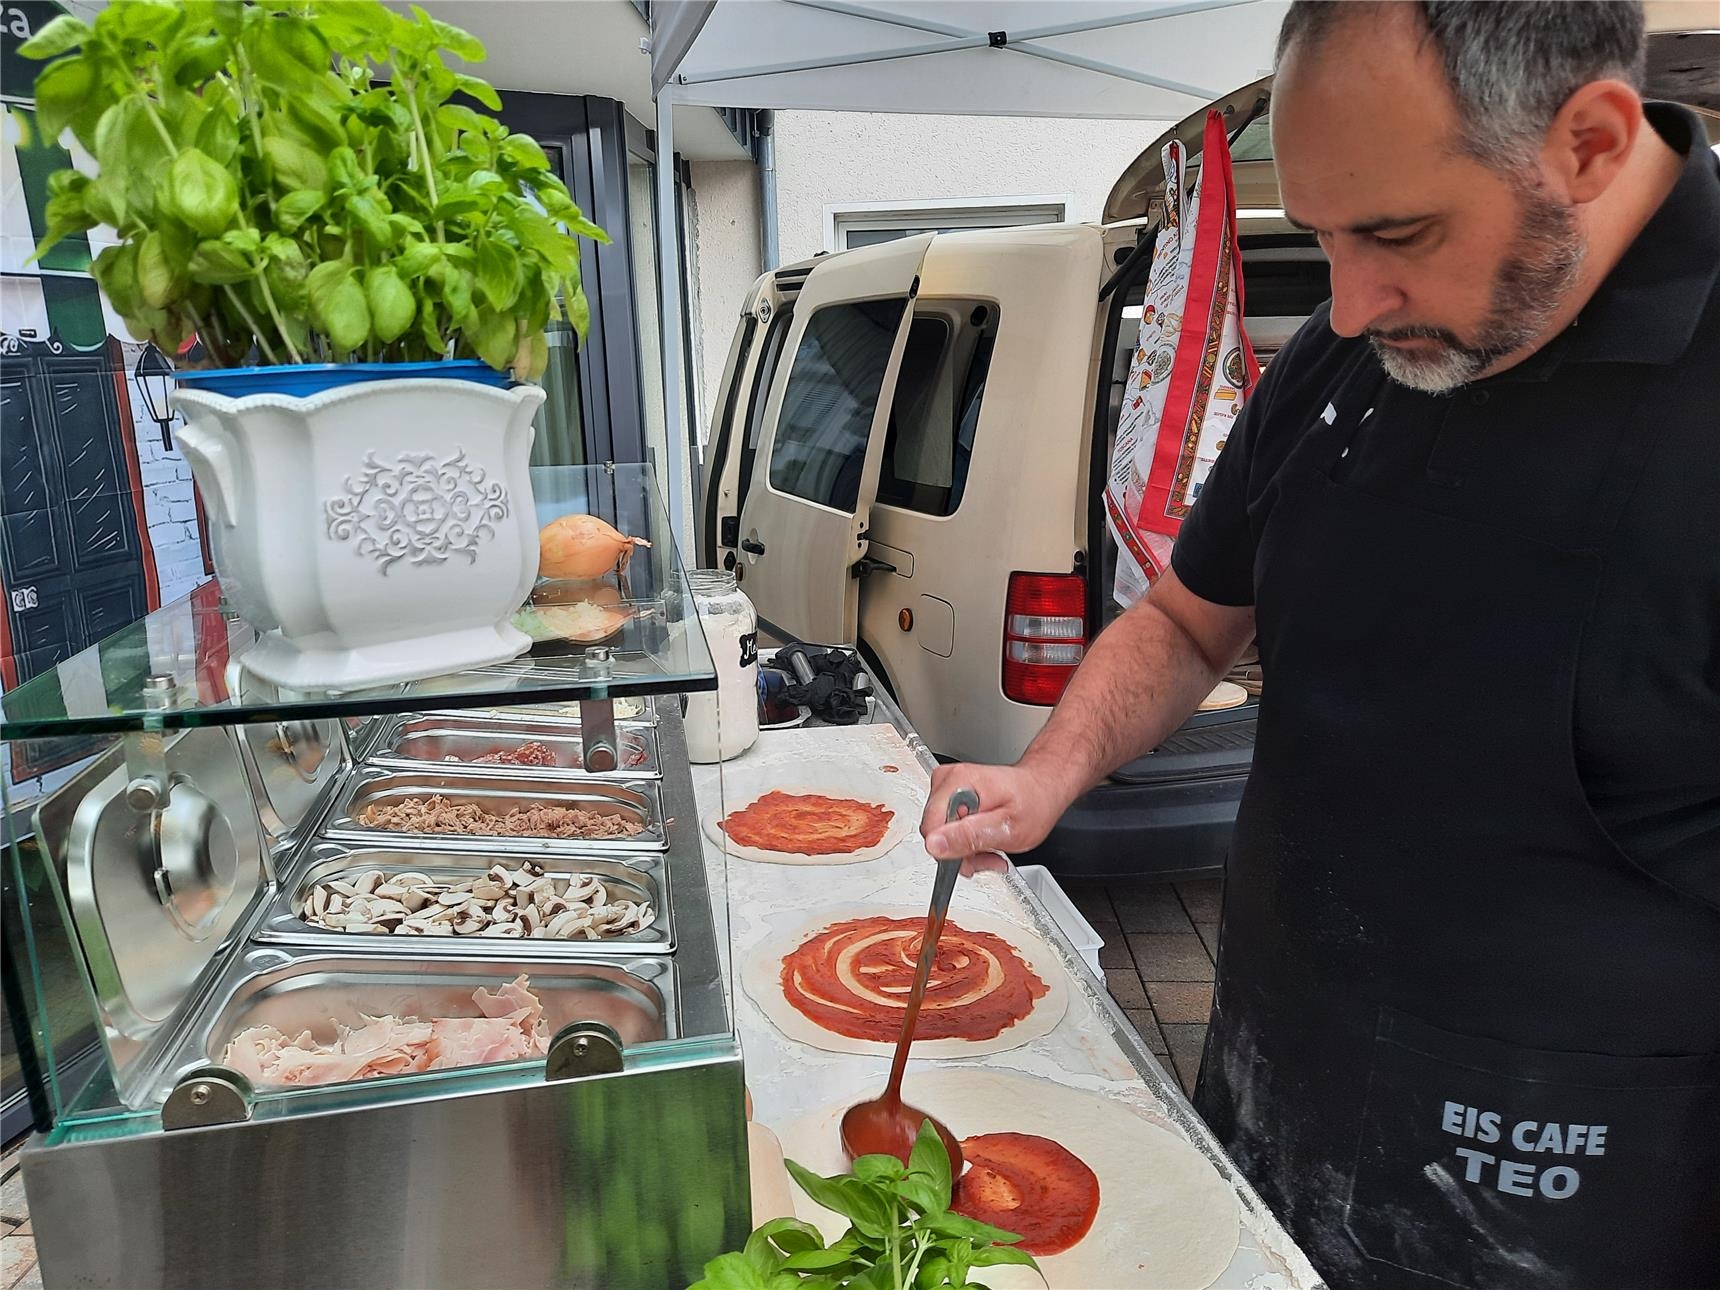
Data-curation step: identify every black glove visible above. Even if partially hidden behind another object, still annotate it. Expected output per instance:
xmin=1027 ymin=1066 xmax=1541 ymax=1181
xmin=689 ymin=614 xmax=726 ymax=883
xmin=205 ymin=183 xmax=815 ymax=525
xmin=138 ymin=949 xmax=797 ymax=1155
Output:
xmin=779 ymin=647 xmax=868 ymax=725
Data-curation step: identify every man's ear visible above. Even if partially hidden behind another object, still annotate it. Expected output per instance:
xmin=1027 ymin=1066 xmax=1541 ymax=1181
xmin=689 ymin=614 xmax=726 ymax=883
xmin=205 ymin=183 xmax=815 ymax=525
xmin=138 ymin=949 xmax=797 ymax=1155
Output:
xmin=1542 ymin=80 xmax=1645 ymax=205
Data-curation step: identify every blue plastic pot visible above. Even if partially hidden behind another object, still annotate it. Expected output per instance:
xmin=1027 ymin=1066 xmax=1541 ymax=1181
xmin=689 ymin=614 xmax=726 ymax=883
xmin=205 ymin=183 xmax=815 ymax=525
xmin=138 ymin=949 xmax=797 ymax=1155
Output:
xmin=171 ymin=358 xmax=511 ymax=399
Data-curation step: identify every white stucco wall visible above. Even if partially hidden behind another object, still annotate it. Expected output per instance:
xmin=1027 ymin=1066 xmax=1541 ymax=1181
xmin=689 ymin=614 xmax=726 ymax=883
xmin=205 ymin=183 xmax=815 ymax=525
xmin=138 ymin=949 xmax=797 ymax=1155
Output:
xmin=686 ymin=112 xmax=1159 ymax=429
xmin=774 ymin=111 xmax=1162 ymax=263
xmin=687 ymin=158 xmax=763 ymax=443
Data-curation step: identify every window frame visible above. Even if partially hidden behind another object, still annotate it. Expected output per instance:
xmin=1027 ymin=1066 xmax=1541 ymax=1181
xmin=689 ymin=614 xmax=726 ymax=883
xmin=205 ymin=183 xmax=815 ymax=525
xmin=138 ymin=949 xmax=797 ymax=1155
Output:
xmin=763 ymin=295 xmax=911 ymax=515
xmin=823 ymin=196 xmax=1070 ymax=253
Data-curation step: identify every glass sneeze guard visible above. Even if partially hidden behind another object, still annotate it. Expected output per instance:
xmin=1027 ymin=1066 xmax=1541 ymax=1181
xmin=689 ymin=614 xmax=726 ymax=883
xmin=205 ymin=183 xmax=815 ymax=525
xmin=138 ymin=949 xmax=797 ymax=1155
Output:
xmin=2 ymin=462 xmax=733 ymax=1146
xmin=0 ymin=464 xmax=716 ymax=741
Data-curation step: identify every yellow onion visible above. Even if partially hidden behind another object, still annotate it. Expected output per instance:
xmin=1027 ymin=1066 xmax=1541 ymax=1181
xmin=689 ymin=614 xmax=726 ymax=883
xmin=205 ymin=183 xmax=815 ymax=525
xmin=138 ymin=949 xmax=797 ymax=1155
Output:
xmin=538 ymin=513 xmax=652 ymax=581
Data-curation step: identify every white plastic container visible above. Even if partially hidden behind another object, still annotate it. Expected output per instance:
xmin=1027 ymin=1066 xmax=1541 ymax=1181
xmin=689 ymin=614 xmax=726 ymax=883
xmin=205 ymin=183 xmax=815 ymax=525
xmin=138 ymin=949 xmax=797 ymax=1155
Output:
xmin=684 ymin=570 xmax=759 ymax=763
xmin=1017 ymin=865 xmax=1105 ymax=979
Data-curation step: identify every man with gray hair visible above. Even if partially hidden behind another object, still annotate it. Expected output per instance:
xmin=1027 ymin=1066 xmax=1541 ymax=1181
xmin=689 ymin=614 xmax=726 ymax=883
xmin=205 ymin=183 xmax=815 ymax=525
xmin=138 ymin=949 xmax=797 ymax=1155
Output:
xmin=921 ymin=2 xmax=1718 ymax=1284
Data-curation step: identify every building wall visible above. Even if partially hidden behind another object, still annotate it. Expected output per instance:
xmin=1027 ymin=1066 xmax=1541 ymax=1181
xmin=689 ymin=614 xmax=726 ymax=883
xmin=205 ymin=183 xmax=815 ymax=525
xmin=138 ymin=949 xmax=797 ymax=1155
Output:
xmin=686 ymin=159 xmax=763 ymax=442
xmin=686 ymin=111 xmax=1160 ymax=430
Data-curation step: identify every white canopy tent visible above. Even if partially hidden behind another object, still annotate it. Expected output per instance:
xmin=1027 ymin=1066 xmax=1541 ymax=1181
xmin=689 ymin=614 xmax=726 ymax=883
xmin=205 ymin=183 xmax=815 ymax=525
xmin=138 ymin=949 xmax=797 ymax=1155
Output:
xmin=646 ymin=0 xmax=1288 ymax=547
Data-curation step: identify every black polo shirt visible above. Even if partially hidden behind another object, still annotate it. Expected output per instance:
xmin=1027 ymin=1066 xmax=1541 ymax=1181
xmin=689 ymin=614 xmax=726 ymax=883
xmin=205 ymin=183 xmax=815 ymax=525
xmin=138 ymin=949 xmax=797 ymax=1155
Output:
xmin=1173 ymin=103 xmax=1720 ymax=901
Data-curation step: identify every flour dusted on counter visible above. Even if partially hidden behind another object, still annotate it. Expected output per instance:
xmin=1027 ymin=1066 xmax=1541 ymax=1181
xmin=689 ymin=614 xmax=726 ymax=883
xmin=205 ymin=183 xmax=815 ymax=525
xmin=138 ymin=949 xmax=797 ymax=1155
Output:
xmin=684 ymin=570 xmax=759 ymax=763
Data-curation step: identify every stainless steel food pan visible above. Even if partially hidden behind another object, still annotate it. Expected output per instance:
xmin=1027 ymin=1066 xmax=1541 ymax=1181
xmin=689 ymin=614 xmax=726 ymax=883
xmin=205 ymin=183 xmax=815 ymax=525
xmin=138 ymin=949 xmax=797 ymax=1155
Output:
xmin=258 ymin=842 xmax=673 ymax=954
xmin=439 ymin=693 xmax=657 ymax=725
xmin=322 ymin=768 xmax=668 ymax=855
xmin=370 ymin=714 xmax=661 ymax=779
xmin=158 ymin=946 xmax=675 ymax=1098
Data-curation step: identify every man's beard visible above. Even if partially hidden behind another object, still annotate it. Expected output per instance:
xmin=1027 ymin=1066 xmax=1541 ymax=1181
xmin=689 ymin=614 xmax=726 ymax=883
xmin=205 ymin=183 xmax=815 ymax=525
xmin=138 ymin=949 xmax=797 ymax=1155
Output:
xmin=1367 ymin=186 xmax=1585 ymax=393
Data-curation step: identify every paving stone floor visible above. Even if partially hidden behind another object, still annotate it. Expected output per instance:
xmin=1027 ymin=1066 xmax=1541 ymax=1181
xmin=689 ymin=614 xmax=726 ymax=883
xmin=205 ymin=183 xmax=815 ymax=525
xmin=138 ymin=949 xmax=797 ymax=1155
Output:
xmin=0 ymin=1137 xmax=38 ymax=1290
xmin=1060 ymin=876 xmax=1221 ymax=1099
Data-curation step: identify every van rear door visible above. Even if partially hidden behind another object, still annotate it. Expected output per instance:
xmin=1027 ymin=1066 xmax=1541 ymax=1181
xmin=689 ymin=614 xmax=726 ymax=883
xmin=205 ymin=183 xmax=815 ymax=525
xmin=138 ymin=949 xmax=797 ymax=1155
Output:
xmin=732 ymin=234 xmax=933 ymax=644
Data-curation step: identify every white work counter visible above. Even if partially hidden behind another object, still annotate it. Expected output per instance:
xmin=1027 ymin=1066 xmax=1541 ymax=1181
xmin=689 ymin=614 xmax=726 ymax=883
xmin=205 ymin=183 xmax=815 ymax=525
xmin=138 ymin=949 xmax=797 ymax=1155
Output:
xmin=690 ymin=688 xmax=1322 ymax=1290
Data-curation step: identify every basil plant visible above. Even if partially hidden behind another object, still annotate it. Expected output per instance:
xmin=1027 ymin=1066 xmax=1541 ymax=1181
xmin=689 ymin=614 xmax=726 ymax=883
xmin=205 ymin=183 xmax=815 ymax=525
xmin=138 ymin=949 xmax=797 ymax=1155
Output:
xmin=21 ymin=0 xmax=607 ymax=380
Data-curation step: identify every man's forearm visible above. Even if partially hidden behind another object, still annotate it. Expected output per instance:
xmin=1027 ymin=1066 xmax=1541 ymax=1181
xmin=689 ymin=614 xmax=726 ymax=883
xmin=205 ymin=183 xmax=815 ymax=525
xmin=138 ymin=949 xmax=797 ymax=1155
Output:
xmin=1018 ymin=594 xmax=1246 ymax=801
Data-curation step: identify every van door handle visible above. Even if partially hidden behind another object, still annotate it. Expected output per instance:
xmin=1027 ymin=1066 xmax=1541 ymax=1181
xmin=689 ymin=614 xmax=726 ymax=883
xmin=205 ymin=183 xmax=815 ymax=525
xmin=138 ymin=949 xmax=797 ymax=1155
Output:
xmin=740 ymin=538 xmax=766 ymax=556
xmin=851 ymin=556 xmax=898 ymax=578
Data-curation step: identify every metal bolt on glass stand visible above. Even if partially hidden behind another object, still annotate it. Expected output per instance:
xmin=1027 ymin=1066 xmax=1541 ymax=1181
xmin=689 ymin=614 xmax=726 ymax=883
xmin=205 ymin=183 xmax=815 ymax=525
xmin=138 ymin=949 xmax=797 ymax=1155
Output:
xmin=578 ymin=646 xmax=620 ymax=772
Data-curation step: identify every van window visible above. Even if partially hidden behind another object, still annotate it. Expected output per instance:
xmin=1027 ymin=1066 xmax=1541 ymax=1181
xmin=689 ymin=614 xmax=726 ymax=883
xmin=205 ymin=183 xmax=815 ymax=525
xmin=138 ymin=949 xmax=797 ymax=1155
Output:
xmin=876 ymin=303 xmax=998 ymax=517
xmin=768 ymin=297 xmax=908 ymax=512
xmin=734 ymin=305 xmax=794 ymax=520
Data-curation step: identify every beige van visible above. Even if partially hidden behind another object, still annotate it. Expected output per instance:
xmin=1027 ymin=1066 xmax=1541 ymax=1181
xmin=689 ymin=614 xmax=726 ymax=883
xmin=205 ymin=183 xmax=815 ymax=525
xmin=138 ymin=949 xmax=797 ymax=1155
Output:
xmin=698 ymin=41 xmax=1719 ymax=879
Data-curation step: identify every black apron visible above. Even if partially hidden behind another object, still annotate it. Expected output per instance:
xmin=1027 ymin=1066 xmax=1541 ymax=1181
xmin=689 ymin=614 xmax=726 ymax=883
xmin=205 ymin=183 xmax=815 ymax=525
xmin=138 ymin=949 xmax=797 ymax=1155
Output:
xmin=1194 ymin=354 xmax=1720 ymax=1289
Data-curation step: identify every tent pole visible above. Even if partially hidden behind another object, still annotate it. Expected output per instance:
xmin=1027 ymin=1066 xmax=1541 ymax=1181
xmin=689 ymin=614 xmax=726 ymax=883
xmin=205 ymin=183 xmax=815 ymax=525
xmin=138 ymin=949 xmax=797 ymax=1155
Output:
xmin=655 ymin=91 xmax=691 ymax=557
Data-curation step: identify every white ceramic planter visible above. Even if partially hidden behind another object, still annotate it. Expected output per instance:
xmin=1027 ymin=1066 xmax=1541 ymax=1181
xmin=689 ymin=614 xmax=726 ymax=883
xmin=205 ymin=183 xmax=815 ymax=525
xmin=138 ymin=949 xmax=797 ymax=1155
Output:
xmin=172 ymin=377 xmax=545 ymax=691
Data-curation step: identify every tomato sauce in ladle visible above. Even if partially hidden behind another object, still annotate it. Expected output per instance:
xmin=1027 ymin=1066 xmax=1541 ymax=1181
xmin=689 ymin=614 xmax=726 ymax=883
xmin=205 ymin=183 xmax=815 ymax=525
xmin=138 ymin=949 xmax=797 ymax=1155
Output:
xmin=839 ymin=788 xmax=981 ymax=1170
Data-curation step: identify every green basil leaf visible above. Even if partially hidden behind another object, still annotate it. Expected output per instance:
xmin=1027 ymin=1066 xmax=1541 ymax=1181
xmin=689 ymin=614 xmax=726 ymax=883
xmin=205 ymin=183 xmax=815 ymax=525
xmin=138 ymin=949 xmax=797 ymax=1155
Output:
xmin=453 ymin=72 xmax=502 ymax=111
xmin=780 ymin=1247 xmax=858 ymax=1272
xmin=322 ymin=272 xmax=371 ymax=353
xmin=499 ymin=133 xmax=550 ymax=172
xmin=187 ymin=238 xmax=254 ymax=285
xmin=275 ymin=189 xmax=325 ymax=234
xmin=170 ymin=33 xmax=230 ymax=86
xmin=564 ymin=286 xmax=590 ymax=342
xmin=307 ymin=260 xmax=348 ymax=313
xmin=434 ymin=188 xmax=484 ymax=219
xmin=853 ymin=1154 xmax=908 ymax=1185
xmin=191 ymin=104 xmax=239 ymax=165
xmin=219 ymin=227 xmax=261 ymax=256
xmin=850 ymin=1263 xmax=899 ymax=1290
xmin=784 ymin=1160 xmax=859 ymax=1221
xmin=968 ymin=1245 xmax=1038 ymax=1270
xmin=410 ymin=4 xmax=486 ymax=61
xmin=439 ymin=265 xmax=474 ymax=324
xmin=394 ymin=241 xmax=441 ymax=278
xmin=365 ymin=265 xmax=414 ymax=343
xmin=436 ymin=103 xmax=488 ymax=137
xmin=474 ymin=240 xmax=519 ymax=309
xmin=417 ymin=305 xmax=446 ymax=358
xmin=346 ymin=191 xmax=394 ymax=248
xmin=264 ymin=135 xmax=329 ymax=195
xmin=921 ymin=1211 xmax=1022 ymax=1245
xmin=164 ymin=148 xmax=238 ymax=236
xmin=467 ymin=308 xmax=516 ymax=373
xmin=30 ymin=56 xmax=96 ymax=140
xmin=687 ymin=1250 xmax=783 ymax=1290
xmin=137 ymin=231 xmax=184 ymax=308
xmin=742 ymin=1227 xmax=787 ymax=1276
xmin=908 ymin=1120 xmax=953 ymax=1212
xmin=91 ymin=242 xmax=141 ymax=315
xmin=82 ymin=174 xmax=127 ymax=230
xmin=286 ymin=97 xmax=347 ymax=154
xmin=327 ymin=146 xmax=362 ymax=192
xmin=108 ymin=0 xmax=183 ymax=45
xmin=18 ymin=15 xmax=92 ymax=59
xmin=274 ymin=16 xmax=331 ymax=71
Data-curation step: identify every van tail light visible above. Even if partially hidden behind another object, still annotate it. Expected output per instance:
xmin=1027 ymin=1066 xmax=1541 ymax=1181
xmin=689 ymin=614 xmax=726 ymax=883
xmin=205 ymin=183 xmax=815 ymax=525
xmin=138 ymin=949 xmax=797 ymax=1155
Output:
xmin=1003 ymin=572 xmax=1088 ymax=706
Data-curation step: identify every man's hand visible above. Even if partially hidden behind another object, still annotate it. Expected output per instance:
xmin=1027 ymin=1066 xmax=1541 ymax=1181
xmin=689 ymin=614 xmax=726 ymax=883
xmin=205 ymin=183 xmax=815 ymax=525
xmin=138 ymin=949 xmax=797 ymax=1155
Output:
xmin=921 ymin=761 xmax=1079 ymax=873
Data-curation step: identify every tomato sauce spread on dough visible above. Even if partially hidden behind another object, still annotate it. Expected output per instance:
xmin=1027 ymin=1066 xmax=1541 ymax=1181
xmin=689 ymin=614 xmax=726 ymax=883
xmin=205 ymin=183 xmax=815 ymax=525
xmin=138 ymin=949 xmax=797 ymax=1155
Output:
xmin=953 ymin=1133 xmax=1101 ymax=1256
xmin=720 ymin=791 xmax=893 ymax=855
xmin=779 ymin=916 xmax=1047 ymax=1042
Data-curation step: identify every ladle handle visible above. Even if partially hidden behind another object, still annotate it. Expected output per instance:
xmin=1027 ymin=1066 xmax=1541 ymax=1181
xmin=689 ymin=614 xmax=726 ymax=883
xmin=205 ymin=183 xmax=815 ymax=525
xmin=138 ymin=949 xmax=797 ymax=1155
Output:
xmin=882 ymin=789 xmax=981 ymax=1099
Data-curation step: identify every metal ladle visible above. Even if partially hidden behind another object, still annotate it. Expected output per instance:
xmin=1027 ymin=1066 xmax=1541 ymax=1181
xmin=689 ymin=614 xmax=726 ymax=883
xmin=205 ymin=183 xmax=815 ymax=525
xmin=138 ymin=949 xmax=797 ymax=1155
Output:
xmin=839 ymin=787 xmax=981 ymax=1170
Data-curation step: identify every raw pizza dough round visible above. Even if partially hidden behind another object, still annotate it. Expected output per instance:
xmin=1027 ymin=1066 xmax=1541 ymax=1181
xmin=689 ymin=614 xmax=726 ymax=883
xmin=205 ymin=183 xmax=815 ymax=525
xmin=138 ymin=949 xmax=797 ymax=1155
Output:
xmin=775 ymin=1068 xmax=1241 ymax=1290
xmin=1198 ymin=680 xmax=1249 ymax=711
xmin=703 ymin=781 xmax=919 ymax=865
xmin=740 ymin=904 xmax=1069 ymax=1058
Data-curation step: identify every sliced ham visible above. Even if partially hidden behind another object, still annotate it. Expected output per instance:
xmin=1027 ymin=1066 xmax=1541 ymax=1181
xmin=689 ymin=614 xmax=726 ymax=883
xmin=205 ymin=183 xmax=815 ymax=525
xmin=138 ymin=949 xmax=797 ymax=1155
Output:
xmin=221 ymin=975 xmax=550 ymax=1088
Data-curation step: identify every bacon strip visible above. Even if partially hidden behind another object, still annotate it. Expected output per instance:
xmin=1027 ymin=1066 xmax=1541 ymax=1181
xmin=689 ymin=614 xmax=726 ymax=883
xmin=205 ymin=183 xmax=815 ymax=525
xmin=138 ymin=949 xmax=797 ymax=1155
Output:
xmin=780 ymin=916 xmax=1047 ymax=1042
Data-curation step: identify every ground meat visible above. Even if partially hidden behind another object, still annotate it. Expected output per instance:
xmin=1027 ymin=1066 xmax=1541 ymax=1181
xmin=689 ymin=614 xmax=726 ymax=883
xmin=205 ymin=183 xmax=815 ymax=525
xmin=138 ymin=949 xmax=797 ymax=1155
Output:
xmin=470 ymin=742 xmax=558 ymax=767
xmin=358 ymin=794 xmax=645 ymax=839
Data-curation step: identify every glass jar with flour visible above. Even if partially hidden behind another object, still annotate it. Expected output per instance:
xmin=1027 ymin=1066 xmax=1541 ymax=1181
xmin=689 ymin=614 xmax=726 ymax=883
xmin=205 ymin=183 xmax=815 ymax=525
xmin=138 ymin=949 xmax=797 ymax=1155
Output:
xmin=684 ymin=570 xmax=759 ymax=762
